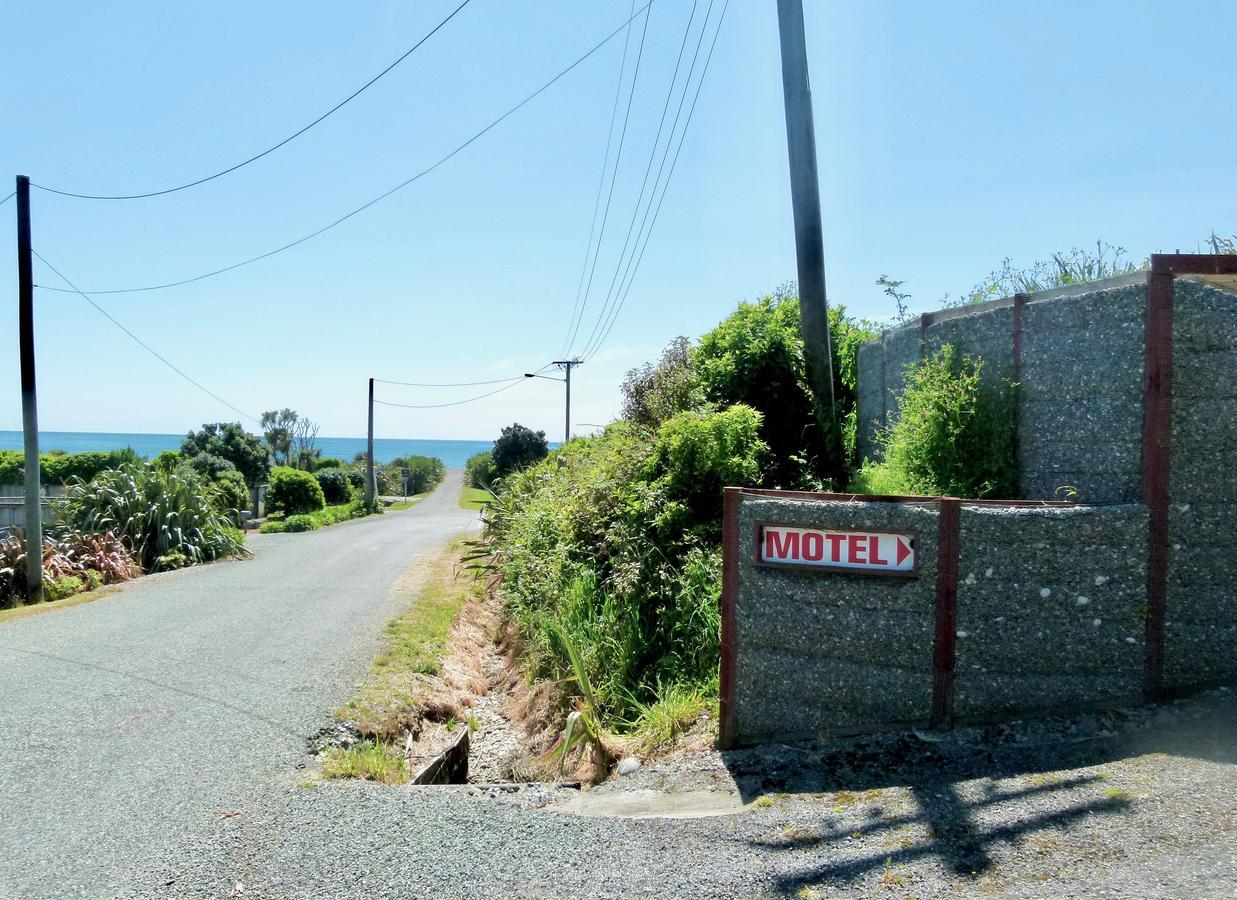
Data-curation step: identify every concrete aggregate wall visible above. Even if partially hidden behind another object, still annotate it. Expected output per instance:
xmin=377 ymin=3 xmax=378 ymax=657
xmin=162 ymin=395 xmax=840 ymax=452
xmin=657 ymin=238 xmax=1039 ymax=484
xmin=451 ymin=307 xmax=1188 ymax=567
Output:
xmin=954 ymin=504 xmax=1147 ymax=718
xmin=855 ymin=277 xmax=1147 ymax=505
xmin=725 ymin=494 xmax=1153 ymax=746
xmin=1018 ymin=285 xmax=1144 ymax=504
xmin=1165 ymin=279 xmax=1237 ymax=687
xmin=732 ymin=496 xmax=939 ymax=743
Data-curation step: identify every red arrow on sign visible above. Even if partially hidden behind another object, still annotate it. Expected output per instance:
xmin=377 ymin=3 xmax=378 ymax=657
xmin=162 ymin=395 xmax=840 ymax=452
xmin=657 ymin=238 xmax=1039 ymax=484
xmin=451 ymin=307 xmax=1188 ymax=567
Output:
xmin=896 ymin=536 xmax=913 ymax=566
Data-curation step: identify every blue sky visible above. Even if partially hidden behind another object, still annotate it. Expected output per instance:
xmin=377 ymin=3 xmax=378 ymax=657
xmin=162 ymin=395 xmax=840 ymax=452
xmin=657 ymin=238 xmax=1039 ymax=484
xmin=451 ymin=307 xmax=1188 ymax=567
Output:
xmin=2 ymin=0 xmax=1234 ymax=441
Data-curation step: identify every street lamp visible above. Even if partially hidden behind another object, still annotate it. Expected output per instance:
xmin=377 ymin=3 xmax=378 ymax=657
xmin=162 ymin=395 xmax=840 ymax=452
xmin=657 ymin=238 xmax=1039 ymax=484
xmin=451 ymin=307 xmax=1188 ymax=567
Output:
xmin=525 ymin=359 xmax=581 ymax=445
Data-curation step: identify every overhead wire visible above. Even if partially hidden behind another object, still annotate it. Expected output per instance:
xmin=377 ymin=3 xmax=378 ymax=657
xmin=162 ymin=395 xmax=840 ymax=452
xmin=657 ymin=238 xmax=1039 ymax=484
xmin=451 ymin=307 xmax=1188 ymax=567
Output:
xmin=373 ymin=362 xmax=551 ymax=388
xmin=582 ymin=0 xmax=729 ymax=361
xmin=560 ymin=1 xmax=653 ymax=355
xmin=35 ymin=1 xmax=656 ymax=297
xmin=559 ymin=0 xmax=639 ymax=357
xmin=373 ymin=378 xmax=529 ymax=409
xmin=570 ymin=0 xmax=705 ymax=358
xmin=32 ymin=250 xmax=260 ymax=423
xmin=0 ymin=190 xmax=15 ymax=207
xmin=30 ymin=0 xmax=474 ymax=200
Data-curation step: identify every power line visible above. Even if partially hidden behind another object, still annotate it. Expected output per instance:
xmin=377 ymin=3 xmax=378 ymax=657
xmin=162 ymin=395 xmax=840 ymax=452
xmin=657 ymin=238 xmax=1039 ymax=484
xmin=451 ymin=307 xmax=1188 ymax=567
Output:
xmin=32 ymin=250 xmax=260 ymax=424
xmin=561 ymin=1 xmax=653 ymax=355
xmin=30 ymin=0 xmax=474 ymax=201
xmin=373 ymin=378 xmax=529 ymax=409
xmin=36 ymin=2 xmax=656 ymax=297
xmin=373 ymin=364 xmax=551 ymax=388
xmin=584 ymin=0 xmax=729 ymax=361
xmin=0 ymin=190 xmax=15 ymax=207
xmin=374 ymin=375 xmax=523 ymax=388
xmin=572 ymin=0 xmax=707 ymax=359
xmin=559 ymin=0 xmax=639 ymax=357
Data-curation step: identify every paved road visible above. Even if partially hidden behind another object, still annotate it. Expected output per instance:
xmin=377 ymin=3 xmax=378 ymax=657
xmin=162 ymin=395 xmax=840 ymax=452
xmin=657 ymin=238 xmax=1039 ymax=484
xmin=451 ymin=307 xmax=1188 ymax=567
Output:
xmin=2 ymin=471 xmax=1235 ymax=899
xmin=0 ymin=472 xmax=478 ymax=898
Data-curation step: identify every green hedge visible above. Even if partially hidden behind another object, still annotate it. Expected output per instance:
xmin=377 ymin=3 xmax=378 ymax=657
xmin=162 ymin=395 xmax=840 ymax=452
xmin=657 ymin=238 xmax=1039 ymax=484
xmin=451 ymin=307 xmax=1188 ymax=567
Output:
xmin=0 ymin=448 xmax=140 ymax=486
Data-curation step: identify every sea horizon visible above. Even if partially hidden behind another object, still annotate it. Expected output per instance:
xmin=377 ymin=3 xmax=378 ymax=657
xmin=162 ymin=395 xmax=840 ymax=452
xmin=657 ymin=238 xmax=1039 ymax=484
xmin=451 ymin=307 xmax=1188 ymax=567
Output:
xmin=0 ymin=430 xmax=496 ymax=468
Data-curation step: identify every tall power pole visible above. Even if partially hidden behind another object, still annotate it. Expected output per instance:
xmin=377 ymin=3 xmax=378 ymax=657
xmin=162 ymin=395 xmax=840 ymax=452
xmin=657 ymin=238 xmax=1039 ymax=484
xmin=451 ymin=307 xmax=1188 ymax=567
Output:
xmin=776 ymin=0 xmax=843 ymax=484
xmin=553 ymin=359 xmax=581 ymax=445
xmin=365 ymin=378 xmax=375 ymax=506
xmin=16 ymin=175 xmax=43 ymax=602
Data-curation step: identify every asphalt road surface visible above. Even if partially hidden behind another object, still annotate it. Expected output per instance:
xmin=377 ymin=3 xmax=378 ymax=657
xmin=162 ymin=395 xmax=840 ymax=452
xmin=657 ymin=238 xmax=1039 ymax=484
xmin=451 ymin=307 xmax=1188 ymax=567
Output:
xmin=2 ymin=471 xmax=1235 ymax=899
xmin=0 ymin=472 xmax=478 ymax=898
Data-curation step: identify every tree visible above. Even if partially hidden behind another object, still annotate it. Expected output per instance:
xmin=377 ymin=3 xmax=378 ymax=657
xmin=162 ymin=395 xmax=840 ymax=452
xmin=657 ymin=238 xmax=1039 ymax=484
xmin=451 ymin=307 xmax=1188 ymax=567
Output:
xmin=181 ymin=423 xmax=268 ymax=487
xmin=491 ymin=423 xmax=549 ymax=477
xmin=260 ymin=409 xmax=296 ymax=467
xmin=261 ymin=409 xmax=320 ymax=470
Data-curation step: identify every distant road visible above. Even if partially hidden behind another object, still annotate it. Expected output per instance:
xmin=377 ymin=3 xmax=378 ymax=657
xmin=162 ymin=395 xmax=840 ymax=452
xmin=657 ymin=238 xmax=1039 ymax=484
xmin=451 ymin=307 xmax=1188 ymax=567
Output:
xmin=0 ymin=472 xmax=477 ymax=897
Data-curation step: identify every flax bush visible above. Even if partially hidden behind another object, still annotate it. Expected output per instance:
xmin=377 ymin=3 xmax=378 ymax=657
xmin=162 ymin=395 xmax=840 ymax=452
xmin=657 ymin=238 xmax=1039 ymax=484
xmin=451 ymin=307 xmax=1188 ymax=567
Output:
xmin=56 ymin=464 xmax=249 ymax=571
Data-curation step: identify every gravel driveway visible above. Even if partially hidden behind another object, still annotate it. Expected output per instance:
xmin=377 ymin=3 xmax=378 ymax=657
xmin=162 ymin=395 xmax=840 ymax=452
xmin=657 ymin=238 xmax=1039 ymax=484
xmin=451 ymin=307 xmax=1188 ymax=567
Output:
xmin=1 ymin=472 xmax=1234 ymax=898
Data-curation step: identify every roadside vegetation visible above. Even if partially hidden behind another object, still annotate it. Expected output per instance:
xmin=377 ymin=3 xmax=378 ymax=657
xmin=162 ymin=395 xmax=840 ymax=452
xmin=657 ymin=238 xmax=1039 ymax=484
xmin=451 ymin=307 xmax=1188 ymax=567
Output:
xmin=0 ymin=407 xmax=449 ymax=605
xmin=470 ymin=289 xmax=878 ymax=768
xmin=321 ymin=538 xmax=482 ymax=784
xmin=852 ymin=345 xmax=1019 ymax=498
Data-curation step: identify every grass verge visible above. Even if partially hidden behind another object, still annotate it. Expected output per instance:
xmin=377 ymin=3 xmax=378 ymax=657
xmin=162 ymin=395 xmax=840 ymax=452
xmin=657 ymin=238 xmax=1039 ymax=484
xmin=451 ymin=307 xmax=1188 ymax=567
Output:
xmin=0 ymin=584 xmax=125 ymax=626
xmin=320 ymin=537 xmax=480 ymax=784
xmin=387 ymin=494 xmax=426 ymax=511
xmin=459 ymin=486 xmax=490 ymax=510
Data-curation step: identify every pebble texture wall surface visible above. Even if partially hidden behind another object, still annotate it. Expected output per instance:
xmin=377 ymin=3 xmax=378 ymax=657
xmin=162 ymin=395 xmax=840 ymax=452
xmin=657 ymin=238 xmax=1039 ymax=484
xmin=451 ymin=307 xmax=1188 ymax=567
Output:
xmin=855 ymin=276 xmax=1147 ymax=505
xmin=732 ymin=496 xmax=939 ymax=743
xmin=1019 ymin=285 xmax=1145 ymax=504
xmin=1165 ymin=279 xmax=1237 ymax=687
xmin=726 ymin=494 xmax=1161 ymax=746
xmin=954 ymin=504 xmax=1148 ymax=718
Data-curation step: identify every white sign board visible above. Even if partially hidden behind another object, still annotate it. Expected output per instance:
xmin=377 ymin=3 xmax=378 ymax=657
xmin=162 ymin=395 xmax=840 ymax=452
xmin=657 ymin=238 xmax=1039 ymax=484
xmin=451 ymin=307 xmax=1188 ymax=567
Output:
xmin=759 ymin=525 xmax=916 ymax=575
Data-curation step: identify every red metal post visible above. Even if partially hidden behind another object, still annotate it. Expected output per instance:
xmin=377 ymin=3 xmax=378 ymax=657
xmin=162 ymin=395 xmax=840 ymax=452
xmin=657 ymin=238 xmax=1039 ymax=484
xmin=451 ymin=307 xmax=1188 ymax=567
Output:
xmin=930 ymin=497 xmax=961 ymax=728
xmin=1142 ymin=269 xmax=1175 ymax=699
xmin=1012 ymin=292 xmax=1027 ymax=372
xmin=718 ymin=488 xmax=743 ymax=748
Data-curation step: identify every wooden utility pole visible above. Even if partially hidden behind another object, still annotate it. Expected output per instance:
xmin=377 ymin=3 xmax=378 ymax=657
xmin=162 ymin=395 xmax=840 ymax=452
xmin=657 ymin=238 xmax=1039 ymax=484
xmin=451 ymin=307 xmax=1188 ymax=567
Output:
xmin=553 ymin=359 xmax=581 ymax=445
xmin=16 ymin=175 xmax=43 ymax=602
xmin=776 ymin=0 xmax=843 ymax=484
xmin=365 ymin=378 xmax=375 ymax=506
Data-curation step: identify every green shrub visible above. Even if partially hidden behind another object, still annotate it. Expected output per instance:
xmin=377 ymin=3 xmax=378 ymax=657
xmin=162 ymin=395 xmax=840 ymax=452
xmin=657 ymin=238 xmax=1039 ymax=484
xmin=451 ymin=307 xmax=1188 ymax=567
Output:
xmin=56 ymin=464 xmax=250 ymax=571
xmin=402 ymin=455 xmax=445 ymax=495
xmin=151 ymin=450 xmax=183 ymax=474
xmin=181 ymin=422 xmax=268 ymax=487
xmin=44 ymin=575 xmax=85 ymax=602
xmin=315 ymin=468 xmax=354 ymax=505
xmin=868 ymin=344 xmax=1017 ymax=498
xmin=315 ymin=457 xmax=344 ymax=471
xmin=282 ymin=514 xmax=318 ymax=533
xmin=267 ymin=466 xmax=326 ymax=515
xmin=484 ymin=408 xmax=766 ymax=729
xmin=621 ymin=336 xmax=704 ymax=428
xmin=0 ymin=448 xmax=141 ymax=486
xmin=184 ymin=453 xmax=237 ymax=481
xmin=691 ymin=290 xmax=876 ymax=488
xmin=259 ymin=520 xmax=287 ymax=534
xmin=464 ymin=451 xmax=497 ymax=490
xmin=213 ymin=469 xmax=251 ymax=514
xmin=491 ymin=424 xmax=549 ymax=477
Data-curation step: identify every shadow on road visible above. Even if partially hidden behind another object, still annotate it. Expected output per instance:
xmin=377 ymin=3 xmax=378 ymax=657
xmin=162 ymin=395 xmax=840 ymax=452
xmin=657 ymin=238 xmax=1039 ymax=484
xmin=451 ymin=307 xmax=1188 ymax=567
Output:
xmin=718 ymin=688 xmax=1236 ymax=893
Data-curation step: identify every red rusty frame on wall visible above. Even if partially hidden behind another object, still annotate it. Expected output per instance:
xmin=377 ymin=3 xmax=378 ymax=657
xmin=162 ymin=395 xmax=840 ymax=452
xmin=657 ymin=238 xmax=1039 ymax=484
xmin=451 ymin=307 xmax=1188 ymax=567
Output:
xmin=719 ymin=488 xmax=1072 ymax=748
xmin=1142 ymin=253 xmax=1237 ymax=699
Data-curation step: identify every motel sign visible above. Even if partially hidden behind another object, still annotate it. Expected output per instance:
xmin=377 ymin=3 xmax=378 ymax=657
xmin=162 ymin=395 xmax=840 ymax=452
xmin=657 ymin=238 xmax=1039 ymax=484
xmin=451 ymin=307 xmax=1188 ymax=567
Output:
xmin=759 ymin=525 xmax=916 ymax=575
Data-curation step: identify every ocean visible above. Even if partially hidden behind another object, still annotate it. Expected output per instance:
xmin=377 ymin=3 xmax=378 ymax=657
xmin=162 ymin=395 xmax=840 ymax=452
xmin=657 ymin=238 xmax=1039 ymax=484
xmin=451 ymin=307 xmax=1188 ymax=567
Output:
xmin=0 ymin=431 xmax=494 ymax=467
